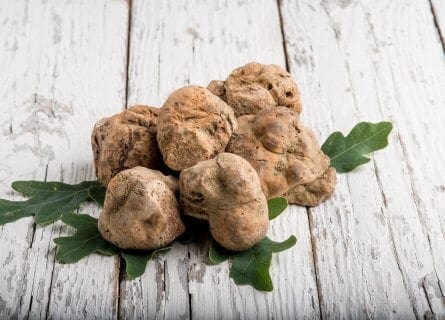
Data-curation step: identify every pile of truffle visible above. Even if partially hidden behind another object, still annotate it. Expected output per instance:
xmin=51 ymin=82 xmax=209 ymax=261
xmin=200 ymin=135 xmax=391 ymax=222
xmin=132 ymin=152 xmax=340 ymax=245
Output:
xmin=92 ymin=62 xmax=336 ymax=252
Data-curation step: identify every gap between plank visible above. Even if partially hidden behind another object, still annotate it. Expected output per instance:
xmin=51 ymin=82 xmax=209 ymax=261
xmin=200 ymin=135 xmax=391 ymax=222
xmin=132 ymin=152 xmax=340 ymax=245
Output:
xmin=117 ymin=1 xmax=133 ymax=319
xmin=25 ymin=160 xmax=50 ymax=319
xmin=124 ymin=0 xmax=133 ymax=110
xmin=373 ymin=164 xmax=424 ymax=318
xmin=276 ymin=0 xmax=290 ymax=71
xmin=428 ymin=0 xmax=445 ymax=53
xmin=42 ymin=164 xmax=59 ymax=320
xmin=115 ymin=256 xmax=122 ymax=320
xmin=186 ymin=248 xmax=192 ymax=320
xmin=306 ymin=208 xmax=323 ymax=319
xmin=395 ymin=132 xmax=444 ymax=298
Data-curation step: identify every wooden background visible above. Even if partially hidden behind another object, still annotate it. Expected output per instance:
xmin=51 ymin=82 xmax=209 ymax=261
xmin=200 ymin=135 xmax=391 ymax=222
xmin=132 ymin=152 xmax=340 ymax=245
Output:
xmin=0 ymin=0 xmax=444 ymax=319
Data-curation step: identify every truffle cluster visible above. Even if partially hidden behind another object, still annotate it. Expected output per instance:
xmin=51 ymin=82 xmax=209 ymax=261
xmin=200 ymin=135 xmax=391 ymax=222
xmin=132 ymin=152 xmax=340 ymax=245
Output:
xmin=92 ymin=62 xmax=336 ymax=251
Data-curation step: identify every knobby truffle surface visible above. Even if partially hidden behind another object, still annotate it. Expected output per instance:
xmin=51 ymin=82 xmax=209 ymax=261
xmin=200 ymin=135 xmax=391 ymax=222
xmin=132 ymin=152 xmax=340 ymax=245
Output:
xmin=179 ymin=153 xmax=268 ymax=251
xmin=207 ymin=80 xmax=227 ymax=102
xmin=226 ymin=107 xmax=330 ymax=198
xmin=225 ymin=62 xmax=302 ymax=117
xmin=98 ymin=167 xmax=185 ymax=250
xmin=283 ymin=167 xmax=337 ymax=206
xmin=157 ymin=85 xmax=236 ymax=171
xmin=92 ymin=105 xmax=163 ymax=186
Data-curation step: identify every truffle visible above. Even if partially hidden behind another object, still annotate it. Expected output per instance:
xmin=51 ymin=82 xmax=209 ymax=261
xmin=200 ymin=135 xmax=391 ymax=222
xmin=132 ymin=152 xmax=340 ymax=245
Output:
xmin=283 ymin=167 xmax=337 ymax=206
xmin=98 ymin=167 xmax=185 ymax=250
xmin=92 ymin=105 xmax=162 ymax=186
xmin=179 ymin=153 xmax=268 ymax=251
xmin=157 ymin=86 xmax=236 ymax=171
xmin=226 ymin=107 xmax=329 ymax=198
xmin=225 ymin=62 xmax=302 ymax=117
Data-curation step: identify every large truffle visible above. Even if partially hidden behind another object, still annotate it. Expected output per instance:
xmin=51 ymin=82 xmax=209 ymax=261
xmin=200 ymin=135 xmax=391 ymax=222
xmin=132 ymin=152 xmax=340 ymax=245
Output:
xmin=157 ymin=85 xmax=236 ymax=171
xmin=98 ymin=167 xmax=185 ymax=250
xmin=283 ymin=167 xmax=337 ymax=207
xmin=92 ymin=105 xmax=163 ymax=186
xmin=179 ymin=153 xmax=268 ymax=251
xmin=226 ymin=107 xmax=329 ymax=198
xmin=225 ymin=62 xmax=302 ymax=117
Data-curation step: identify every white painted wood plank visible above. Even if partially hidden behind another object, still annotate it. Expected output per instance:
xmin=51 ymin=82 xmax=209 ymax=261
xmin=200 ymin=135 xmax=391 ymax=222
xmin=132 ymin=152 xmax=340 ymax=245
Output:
xmin=122 ymin=1 xmax=319 ymax=319
xmin=431 ymin=0 xmax=445 ymax=45
xmin=0 ymin=0 xmax=129 ymax=319
xmin=281 ymin=0 xmax=445 ymax=318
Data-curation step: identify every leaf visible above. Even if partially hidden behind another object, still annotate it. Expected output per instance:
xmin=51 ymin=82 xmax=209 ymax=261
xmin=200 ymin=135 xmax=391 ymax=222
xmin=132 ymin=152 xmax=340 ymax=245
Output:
xmin=208 ymin=241 xmax=231 ymax=264
xmin=230 ymin=236 xmax=296 ymax=291
xmin=210 ymin=236 xmax=297 ymax=291
xmin=122 ymin=246 xmax=171 ymax=279
xmin=0 ymin=181 xmax=100 ymax=225
xmin=321 ymin=121 xmax=393 ymax=173
xmin=12 ymin=180 xmax=100 ymax=197
xmin=267 ymin=197 xmax=288 ymax=220
xmin=87 ymin=185 xmax=106 ymax=207
xmin=54 ymin=213 xmax=118 ymax=263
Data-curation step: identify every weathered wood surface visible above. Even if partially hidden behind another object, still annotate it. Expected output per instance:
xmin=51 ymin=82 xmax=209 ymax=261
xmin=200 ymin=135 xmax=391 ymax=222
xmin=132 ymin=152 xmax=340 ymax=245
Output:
xmin=0 ymin=0 xmax=444 ymax=319
xmin=0 ymin=0 xmax=128 ymax=319
xmin=281 ymin=0 xmax=445 ymax=318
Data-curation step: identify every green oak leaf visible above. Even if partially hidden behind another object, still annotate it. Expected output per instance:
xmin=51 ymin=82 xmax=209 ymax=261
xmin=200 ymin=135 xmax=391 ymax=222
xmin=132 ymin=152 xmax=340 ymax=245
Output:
xmin=54 ymin=213 xmax=170 ymax=279
xmin=267 ymin=197 xmax=288 ymax=220
xmin=54 ymin=213 xmax=118 ymax=263
xmin=0 ymin=181 xmax=99 ymax=225
xmin=209 ymin=236 xmax=297 ymax=291
xmin=230 ymin=236 xmax=297 ymax=291
xmin=322 ymin=121 xmax=393 ymax=173
xmin=208 ymin=241 xmax=231 ymax=264
xmin=12 ymin=180 xmax=100 ymax=197
xmin=87 ymin=185 xmax=106 ymax=207
xmin=122 ymin=246 xmax=171 ymax=279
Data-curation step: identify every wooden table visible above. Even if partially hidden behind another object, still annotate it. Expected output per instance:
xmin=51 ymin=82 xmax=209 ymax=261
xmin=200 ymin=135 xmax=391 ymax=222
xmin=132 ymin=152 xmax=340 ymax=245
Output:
xmin=1 ymin=0 xmax=444 ymax=319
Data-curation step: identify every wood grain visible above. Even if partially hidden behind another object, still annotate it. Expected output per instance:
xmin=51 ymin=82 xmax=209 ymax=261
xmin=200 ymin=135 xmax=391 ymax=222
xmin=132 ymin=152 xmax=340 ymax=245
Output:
xmin=281 ymin=0 xmax=445 ymax=318
xmin=123 ymin=0 xmax=319 ymax=319
xmin=0 ymin=0 xmax=128 ymax=318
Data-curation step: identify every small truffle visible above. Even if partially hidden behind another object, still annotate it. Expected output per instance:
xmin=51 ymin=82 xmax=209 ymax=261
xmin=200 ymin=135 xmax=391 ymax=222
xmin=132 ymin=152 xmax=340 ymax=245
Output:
xmin=207 ymin=80 xmax=227 ymax=102
xmin=282 ymin=167 xmax=337 ymax=206
xmin=98 ymin=167 xmax=185 ymax=250
xmin=179 ymin=153 xmax=269 ymax=251
xmin=92 ymin=105 xmax=163 ymax=186
xmin=226 ymin=107 xmax=329 ymax=198
xmin=225 ymin=62 xmax=302 ymax=117
xmin=157 ymin=85 xmax=236 ymax=171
